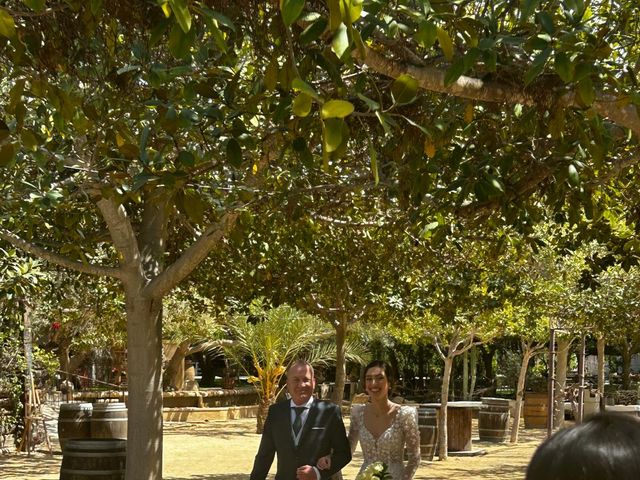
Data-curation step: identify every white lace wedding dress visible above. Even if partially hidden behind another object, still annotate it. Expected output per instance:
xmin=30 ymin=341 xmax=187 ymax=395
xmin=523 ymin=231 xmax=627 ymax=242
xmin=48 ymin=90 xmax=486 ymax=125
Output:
xmin=349 ymin=404 xmax=421 ymax=480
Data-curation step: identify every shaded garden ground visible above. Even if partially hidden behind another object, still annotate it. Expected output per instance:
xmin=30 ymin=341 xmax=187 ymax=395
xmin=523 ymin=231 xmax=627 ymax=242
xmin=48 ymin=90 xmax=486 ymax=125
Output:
xmin=0 ymin=416 xmax=547 ymax=479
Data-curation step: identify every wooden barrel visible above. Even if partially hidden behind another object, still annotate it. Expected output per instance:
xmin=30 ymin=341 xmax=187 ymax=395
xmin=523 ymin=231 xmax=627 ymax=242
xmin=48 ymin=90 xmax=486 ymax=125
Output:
xmin=418 ymin=406 xmax=438 ymax=460
xmin=60 ymin=438 xmax=126 ymax=480
xmin=91 ymin=403 xmax=127 ymax=440
xmin=524 ymin=392 xmax=548 ymax=429
xmin=478 ymin=397 xmax=510 ymax=442
xmin=58 ymin=402 xmax=93 ymax=450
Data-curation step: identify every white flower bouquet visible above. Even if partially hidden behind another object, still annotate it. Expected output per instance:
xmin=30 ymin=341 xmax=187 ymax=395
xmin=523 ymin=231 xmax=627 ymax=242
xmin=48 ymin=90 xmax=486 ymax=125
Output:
xmin=355 ymin=461 xmax=391 ymax=480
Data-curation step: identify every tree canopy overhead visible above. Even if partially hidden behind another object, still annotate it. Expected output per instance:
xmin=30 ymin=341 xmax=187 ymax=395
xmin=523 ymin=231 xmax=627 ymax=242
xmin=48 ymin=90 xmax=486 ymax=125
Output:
xmin=1 ymin=0 xmax=640 ymax=478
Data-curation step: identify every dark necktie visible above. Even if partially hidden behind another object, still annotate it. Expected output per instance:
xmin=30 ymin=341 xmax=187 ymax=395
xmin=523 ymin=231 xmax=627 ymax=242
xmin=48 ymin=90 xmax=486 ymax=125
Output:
xmin=292 ymin=406 xmax=305 ymax=436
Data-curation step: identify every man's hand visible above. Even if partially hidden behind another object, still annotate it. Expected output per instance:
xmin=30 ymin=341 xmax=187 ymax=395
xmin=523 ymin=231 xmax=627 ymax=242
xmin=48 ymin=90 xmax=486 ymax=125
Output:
xmin=317 ymin=455 xmax=331 ymax=470
xmin=296 ymin=465 xmax=319 ymax=480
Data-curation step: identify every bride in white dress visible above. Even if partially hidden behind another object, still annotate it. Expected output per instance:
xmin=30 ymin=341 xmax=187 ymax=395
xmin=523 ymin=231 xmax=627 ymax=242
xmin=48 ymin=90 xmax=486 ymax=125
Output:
xmin=318 ymin=360 xmax=421 ymax=480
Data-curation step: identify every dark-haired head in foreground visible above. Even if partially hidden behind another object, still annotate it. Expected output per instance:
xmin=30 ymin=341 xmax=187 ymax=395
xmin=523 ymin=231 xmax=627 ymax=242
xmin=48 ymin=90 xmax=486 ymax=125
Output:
xmin=526 ymin=412 xmax=640 ymax=480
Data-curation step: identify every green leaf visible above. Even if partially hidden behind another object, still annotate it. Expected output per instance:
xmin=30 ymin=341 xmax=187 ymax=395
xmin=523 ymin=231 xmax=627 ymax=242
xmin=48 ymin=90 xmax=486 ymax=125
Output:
xmin=0 ymin=120 xmax=9 ymax=143
xmin=436 ymin=27 xmax=454 ymax=61
xmin=177 ymin=150 xmax=195 ymax=167
xmin=168 ymin=23 xmax=195 ymax=59
xmin=463 ymin=48 xmax=482 ymax=70
xmin=536 ymin=12 xmax=554 ymax=34
xmin=331 ymin=23 xmax=350 ymax=59
xmin=90 ymin=0 xmax=103 ymax=15
xmin=168 ymin=0 xmax=192 ymax=33
xmin=21 ymin=130 xmax=39 ymax=150
xmin=523 ymin=48 xmax=551 ymax=86
xmin=415 ymin=20 xmax=438 ymax=48
xmin=226 ymin=138 xmax=242 ymax=167
xmin=554 ymin=52 xmax=574 ymax=83
xmin=264 ymin=57 xmax=279 ymax=91
xmin=444 ymin=58 xmax=466 ymax=87
xmin=520 ymin=0 xmax=540 ymax=22
xmin=8 ymin=79 xmax=25 ymax=113
xmin=323 ymin=118 xmax=344 ymax=152
xmin=567 ymin=163 xmax=580 ymax=186
xmin=577 ymin=77 xmax=595 ymax=106
xmin=292 ymin=93 xmax=313 ymax=117
xmin=368 ymin=138 xmax=379 ymax=185
xmin=400 ymin=115 xmax=429 ymax=135
xmin=22 ymin=0 xmax=46 ymax=12
xmin=300 ymin=17 xmax=327 ymax=44
xmin=0 ymin=143 xmax=16 ymax=167
xmin=351 ymin=26 xmax=366 ymax=60
xmin=182 ymin=190 xmax=207 ymax=224
xmin=291 ymin=78 xmax=322 ymax=101
xmin=327 ymin=0 xmax=342 ymax=30
xmin=280 ymin=0 xmax=305 ymax=27
xmin=196 ymin=5 xmax=236 ymax=31
xmin=574 ymin=62 xmax=593 ymax=82
xmin=357 ymin=93 xmax=380 ymax=111
xmin=483 ymin=49 xmax=497 ymax=72
xmin=339 ymin=0 xmax=363 ymax=24
xmin=486 ymin=174 xmax=505 ymax=193
xmin=321 ymin=99 xmax=354 ymax=119
xmin=375 ymin=111 xmax=393 ymax=134
xmin=0 ymin=9 xmax=16 ymax=38
xmin=391 ymin=74 xmax=418 ymax=105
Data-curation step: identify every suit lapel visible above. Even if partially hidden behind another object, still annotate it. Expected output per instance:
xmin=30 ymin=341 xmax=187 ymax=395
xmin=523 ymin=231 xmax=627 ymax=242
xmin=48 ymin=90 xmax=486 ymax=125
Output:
xmin=297 ymin=400 xmax=319 ymax=447
xmin=281 ymin=402 xmax=297 ymax=450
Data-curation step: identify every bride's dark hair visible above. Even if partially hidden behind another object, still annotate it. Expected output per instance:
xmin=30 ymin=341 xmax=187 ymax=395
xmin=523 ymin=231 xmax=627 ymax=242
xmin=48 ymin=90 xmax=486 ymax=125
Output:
xmin=362 ymin=360 xmax=395 ymax=390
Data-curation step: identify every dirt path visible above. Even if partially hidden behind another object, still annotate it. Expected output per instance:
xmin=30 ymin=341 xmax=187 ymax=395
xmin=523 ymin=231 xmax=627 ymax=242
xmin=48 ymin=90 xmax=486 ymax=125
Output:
xmin=0 ymin=417 xmax=546 ymax=479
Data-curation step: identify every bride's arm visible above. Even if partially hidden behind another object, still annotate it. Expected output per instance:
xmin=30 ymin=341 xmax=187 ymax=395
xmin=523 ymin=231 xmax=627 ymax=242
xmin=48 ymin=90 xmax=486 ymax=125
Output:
xmin=402 ymin=406 xmax=421 ymax=480
xmin=348 ymin=404 xmax=362 ymax=454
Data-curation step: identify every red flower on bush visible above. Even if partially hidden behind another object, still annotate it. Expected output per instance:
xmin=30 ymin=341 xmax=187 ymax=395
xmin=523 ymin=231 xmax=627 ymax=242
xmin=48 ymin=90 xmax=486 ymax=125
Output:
xmin=51 ymin=321 xmax=61 ymax=330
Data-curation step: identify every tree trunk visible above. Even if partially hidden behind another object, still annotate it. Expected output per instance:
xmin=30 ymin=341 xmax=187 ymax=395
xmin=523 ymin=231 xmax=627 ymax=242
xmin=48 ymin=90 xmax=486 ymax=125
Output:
xmin=469 ymin=347 xmax=477 ymax=399
xmin=620 ymin=339 xmax=632 ymax=390
xmin=462 ymin=350 xmax=469 ymax=400
xmin=162 ymin=341 xmax=190 ymax=391
xmin=438 ymin=356 xmax=453 ymax=460
xmin=124 ymin=294 xmax=164 ymax=480
xmin=553 ymin=337 xmax=572 ymax=429
xmin=510 ymin=344 xmax=533 ymax=443
xmin=481 ymin=345 xmax=496 ymax=387
xmin=58 ymin=342 xmax=72 ymax=382
xmin=256 ymin=395 xmax=272 ymax=434
xmin=331 ymin=318 xmax=348 ymax=405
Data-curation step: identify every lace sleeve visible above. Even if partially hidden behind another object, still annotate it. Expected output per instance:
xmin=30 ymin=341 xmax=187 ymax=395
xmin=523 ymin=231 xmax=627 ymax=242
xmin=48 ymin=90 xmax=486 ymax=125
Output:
xmin=402 ymin=406 xmax=421 ymax=480
xmin=348 ymin=404 xmax=363 ymax=454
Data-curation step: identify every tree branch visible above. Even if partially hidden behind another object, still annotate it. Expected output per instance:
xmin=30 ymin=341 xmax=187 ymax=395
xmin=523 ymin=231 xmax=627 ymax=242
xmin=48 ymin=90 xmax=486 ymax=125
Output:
xmin=144 ymin=210 xmax=240 ymax=299
xmin=95 ymin=197 xmax=141 ymax=268
xmin=0 ymin=227 xmax=122 ymax=279
xmin=355 ymin=46 xmax=640 ymax=137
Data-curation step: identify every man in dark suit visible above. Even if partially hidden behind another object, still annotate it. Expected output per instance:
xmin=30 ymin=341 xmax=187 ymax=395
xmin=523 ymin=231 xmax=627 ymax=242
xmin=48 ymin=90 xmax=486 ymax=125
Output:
xmin=250 ymin=360 xmax=351 ymax=480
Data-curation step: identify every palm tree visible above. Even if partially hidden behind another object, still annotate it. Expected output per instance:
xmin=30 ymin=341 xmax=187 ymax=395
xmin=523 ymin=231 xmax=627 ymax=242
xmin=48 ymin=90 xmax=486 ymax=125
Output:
xmin=222 ymin=300 xmax=366 ymax=433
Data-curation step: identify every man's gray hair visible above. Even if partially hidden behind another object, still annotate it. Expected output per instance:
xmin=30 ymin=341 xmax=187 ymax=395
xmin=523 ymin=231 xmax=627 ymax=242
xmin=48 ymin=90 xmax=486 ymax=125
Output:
xmin=286 ymin=359 xmax=314 ymax=378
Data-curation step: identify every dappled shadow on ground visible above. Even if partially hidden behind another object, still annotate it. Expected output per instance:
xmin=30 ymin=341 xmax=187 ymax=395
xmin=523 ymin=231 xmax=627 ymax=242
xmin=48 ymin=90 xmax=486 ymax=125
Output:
xmin=163 ymin=421 xmax=258 ymax=438
xmin=165 ymin=475 xmax=247 ymax=480
xmin=419 ymin=463 xmax=527 ymax=480
xmin=0 ymin=453 xmax=60 ymax=477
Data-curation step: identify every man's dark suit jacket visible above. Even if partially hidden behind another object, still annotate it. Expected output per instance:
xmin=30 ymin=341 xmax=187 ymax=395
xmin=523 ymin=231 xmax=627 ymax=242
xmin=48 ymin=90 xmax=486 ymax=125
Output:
xmin=249 ymin=398 xmax=351 ymax=480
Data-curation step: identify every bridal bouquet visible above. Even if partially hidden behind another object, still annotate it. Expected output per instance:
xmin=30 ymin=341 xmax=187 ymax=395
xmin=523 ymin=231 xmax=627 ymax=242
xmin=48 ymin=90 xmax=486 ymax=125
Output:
xmin=355 ymin=461 xmax=391 ymax=480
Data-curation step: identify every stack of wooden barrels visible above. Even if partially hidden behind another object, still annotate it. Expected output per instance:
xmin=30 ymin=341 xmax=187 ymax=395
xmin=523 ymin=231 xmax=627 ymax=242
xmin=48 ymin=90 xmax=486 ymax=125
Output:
xmin=58 ymin=402 xmax=128 ymax=480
